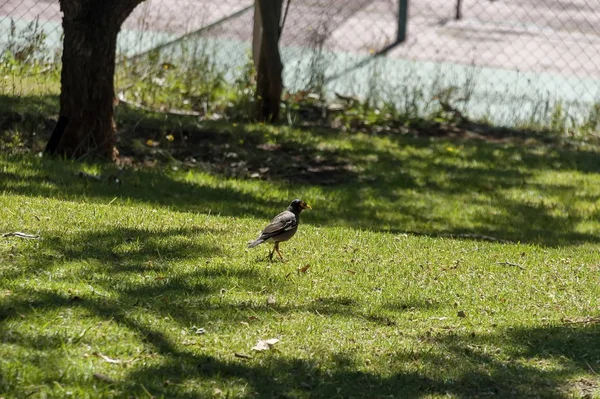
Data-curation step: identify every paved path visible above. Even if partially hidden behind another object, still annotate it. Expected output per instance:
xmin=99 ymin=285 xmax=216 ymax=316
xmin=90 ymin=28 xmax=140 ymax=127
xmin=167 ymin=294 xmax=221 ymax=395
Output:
xmin=1 ymin=0 xmax=599 ymax=124
xmin=3 ymin=0 xmax=599 ymax=78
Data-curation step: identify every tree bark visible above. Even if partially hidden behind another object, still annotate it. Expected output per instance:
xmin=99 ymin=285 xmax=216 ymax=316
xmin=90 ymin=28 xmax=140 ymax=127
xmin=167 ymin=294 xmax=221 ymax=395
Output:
xmin=255 ymin=0 xmax=283 ymax=123
xmin=45 ymin=0 xmax=144 ymax=160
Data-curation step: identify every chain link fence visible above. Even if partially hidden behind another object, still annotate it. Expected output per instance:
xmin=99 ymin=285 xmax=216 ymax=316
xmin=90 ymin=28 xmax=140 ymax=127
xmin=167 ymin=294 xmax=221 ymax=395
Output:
xmin=1 ymin=0 xmax=599 ymax=127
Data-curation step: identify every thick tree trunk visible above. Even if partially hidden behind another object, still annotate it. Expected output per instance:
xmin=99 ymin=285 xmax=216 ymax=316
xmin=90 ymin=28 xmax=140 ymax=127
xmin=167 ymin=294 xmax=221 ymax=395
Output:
xmin=45 ymin=0 xmax=143 ymax=160
xmin=255 ymin=0 xmax=283 ymax=122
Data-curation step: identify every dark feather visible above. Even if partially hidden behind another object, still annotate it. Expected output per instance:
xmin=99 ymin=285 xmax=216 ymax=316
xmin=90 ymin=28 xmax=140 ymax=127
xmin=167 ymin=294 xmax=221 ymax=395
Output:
xmin=261 ymin=211 xmax=297 ymax=236
xmin=248 ymin=211 xmax=298 ymax=247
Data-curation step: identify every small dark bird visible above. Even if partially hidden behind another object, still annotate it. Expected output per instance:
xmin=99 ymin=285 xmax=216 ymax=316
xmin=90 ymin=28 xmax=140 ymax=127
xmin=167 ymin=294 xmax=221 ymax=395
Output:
xmin=248 ymin=199 xmax=312 ymax=261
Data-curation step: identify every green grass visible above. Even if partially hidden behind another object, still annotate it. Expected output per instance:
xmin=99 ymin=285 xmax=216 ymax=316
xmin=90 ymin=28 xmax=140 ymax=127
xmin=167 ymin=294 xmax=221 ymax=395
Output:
xmin=3 ymin=27 xmax=600 ymax=399
xmin=2 ymin=119 xmax=600 ymax=398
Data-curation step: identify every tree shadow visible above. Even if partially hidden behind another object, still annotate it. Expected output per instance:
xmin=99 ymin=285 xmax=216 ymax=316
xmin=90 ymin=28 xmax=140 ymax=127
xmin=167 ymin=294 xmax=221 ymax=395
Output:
xmin=111 ymin=315 xmax=600 ymax=398
xmin=0 ymin=226 xmax=223 ymax=282
xmin=76 ymin=301 xmax=600 ymax=398
xmin=3 ymin=94 xmax=600 ymax=246
xmin=4 ymin=286 xmax=598 ymax=398
xmin=1 ymin=221 xmax=599 ymax=397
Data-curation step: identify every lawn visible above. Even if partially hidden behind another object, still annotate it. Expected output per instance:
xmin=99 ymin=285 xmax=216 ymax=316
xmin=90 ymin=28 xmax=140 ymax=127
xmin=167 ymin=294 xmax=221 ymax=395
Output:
xmin=2 ymin=101 xmax=600 ymax=397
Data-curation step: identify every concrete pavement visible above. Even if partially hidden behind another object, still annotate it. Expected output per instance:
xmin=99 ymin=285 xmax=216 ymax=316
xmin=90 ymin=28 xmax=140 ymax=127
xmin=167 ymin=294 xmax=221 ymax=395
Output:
xmin=1 ymin=0 xmax=599 ymax=125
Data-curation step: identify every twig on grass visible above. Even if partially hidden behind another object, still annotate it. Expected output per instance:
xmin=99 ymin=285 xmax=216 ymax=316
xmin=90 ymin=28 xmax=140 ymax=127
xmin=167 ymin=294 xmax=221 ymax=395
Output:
xmin=449 ymin=233 xmax=511 ymax=243
xmin=2 ymin=232 xmax=40 ymax=239
xmin=585 ymin=360 xmax=599 ymax=376
xmin=117 ymin=92 xmax=202 ymax=117
xmin=496 ymin=261 xmax=525 ymax=270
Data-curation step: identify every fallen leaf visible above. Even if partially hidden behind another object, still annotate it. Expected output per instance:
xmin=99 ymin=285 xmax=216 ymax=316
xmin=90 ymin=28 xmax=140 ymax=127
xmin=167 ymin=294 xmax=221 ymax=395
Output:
xmin=267 ymin=295 xmax=276 ymax=305
xmin=252 ymin=338 xmax=279 ymax=351
xmin=213 ymin=387 xmax=224 ymax=396
xmin=298 ymin=264 xmax=311 ymax=273
xmin=240 ymin=322 xmax=249 ymax=327
xmin=234 ymin=352 xmax=252 ymax=359
xmin=346 ymin=269 xmax=356 ymax=275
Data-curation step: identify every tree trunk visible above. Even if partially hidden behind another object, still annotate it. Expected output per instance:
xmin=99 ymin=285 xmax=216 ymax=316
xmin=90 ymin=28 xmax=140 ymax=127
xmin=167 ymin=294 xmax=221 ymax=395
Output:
xmin=255 ymin=0 xmax=283 ymax=123
xmin=252 ymin=1 xmax=262 ymax=69
xmin=45 ymin=0 xmax=143 ymax=160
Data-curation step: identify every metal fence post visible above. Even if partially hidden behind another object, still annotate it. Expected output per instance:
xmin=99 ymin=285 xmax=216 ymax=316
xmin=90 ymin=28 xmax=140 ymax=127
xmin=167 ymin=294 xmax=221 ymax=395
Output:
xmin=397 ymin=0 xmax=408 ymax=43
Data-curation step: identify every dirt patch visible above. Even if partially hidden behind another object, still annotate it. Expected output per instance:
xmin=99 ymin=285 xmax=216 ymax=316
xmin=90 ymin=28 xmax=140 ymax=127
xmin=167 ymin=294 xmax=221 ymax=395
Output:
xmin=116 ymin=124 xmax=359 ymax=186
xmin=567 ymin=377 xmax=600 ymax=398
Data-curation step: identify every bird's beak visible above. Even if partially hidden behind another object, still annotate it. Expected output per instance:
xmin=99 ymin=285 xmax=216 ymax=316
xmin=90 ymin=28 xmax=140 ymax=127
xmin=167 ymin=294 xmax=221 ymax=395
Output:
xmin=304 ymin=203 xmax=312 ymax=210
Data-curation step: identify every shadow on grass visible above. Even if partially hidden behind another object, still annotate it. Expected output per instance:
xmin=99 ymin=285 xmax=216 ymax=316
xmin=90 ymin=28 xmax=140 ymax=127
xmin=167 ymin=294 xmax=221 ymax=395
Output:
xmin=2 ymin=271 xmax=599 ymax=397
xmin=0 ymin=218 xmax=598 ymax=396
xmin=122 ymin=323 xmax=600 ymax=398
xmin=0 ymin=226 xmax=223 ymax=284
xmin=3 ymin=94 xmax=600 ymax=247
xmin=4 ymin=288 xmax=597 ymax=397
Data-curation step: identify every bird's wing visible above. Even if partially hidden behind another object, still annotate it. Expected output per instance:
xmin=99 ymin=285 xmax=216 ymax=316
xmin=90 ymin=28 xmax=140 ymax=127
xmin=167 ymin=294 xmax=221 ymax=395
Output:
xmin=260 ymin=210 xmax=297 ymax=238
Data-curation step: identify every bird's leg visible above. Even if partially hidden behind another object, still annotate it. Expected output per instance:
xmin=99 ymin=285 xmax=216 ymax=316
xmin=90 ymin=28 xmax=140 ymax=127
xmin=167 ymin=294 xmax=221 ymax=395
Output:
xmin=274 ymin=242 xmax=285 ymax=262
xmin=268 ymin=245 xmax=275 ymax=262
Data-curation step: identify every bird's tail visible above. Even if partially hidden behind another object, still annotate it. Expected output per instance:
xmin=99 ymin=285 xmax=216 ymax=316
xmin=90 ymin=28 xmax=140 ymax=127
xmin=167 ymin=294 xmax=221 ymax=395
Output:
xmin=247 ymin=238 xmax=264 ymax=248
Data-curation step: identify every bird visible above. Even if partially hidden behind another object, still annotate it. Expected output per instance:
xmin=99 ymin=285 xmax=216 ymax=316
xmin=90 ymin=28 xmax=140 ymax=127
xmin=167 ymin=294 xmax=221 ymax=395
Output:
xmin=248 ymin=199 xmax=312 ymax=261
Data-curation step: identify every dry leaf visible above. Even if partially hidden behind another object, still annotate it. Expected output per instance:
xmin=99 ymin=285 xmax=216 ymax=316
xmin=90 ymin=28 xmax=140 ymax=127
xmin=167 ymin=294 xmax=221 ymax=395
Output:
xmin=234 ymin=352 xmax=252 ymax=359
xmin=299 ymin=264 xmax=311 ymax=273
xmin=252 ymin=338 xmax=279 ymax=351
xmin=267 ymin=295 xmax=276 ymax=305
xmin=346 ymin=269 xmax=356 ymax=275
